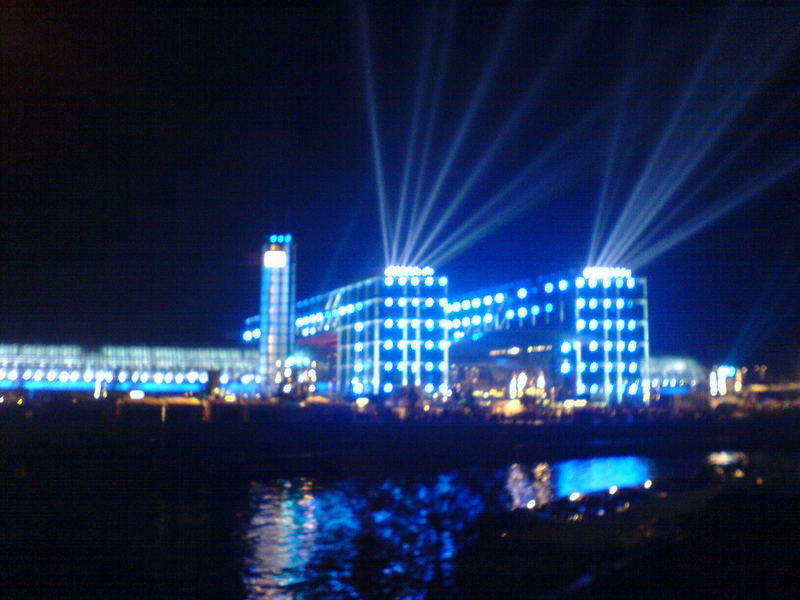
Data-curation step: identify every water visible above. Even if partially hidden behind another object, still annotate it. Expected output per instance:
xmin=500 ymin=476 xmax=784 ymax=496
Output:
xmin=2 ymin=451 xmax=798 ymax=598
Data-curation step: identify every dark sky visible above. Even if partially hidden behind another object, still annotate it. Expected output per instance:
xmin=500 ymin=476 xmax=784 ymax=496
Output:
xmin=2 ymin=2 xmax=800 ymax=376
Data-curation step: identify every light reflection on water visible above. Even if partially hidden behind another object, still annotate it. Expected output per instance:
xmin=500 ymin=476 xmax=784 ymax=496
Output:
xmin=241 ymin=453 xmax=744 ymax=598
xmin=506 ymin=455 xmax=657 ymax=510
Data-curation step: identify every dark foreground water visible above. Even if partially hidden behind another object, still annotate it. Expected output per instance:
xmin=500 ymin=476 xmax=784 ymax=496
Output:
xmin=2 ymin=450 xmax=799 ymax=599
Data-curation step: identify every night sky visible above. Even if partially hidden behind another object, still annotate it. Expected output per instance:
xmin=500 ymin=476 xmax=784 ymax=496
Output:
xmin=3 ymin=2 xmax=800 ymax=376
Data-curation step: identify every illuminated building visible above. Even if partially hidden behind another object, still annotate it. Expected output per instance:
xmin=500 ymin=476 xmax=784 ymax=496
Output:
xmin=292 ymin=266 xmax=449 ymax=396
xmin=0 ymin=344 xmax=259 ymax=395
xmin=260 ymin=234 xmax=296 ymax=393
xmin=0 ymin=233 xmax=650 ymax=403
xmin=440 ymin=266 xmax=651 ymax=403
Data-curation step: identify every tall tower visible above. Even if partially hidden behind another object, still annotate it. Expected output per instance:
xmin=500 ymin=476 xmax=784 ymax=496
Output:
xmin=259 ymin=234 xmax=296 ymax=393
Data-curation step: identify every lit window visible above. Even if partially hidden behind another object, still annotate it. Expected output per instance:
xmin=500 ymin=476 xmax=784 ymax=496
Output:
xmin=544 ymin=282 xmax=554 ymax=293
xmin=506 ymin=309 xmax=515 ymax=320
xmin=576 ymin=298 xmax=586 ymax=309
xmin=575 ymin=277 xmax=585 ymax=288
xmin=576 ymin=319 xmax=586 ymax=331
xmin=517 ymin=288 xmax=528 ymax=299
xmin=384 ymin=319 xmax=393 ymax=328
xmin=494 ymin=293 xmax=505 ymax=303
xmin=558 ymin=280 xmax=568 ymax=291
xmin=545 ymin=303 xmax=553 ymax=313
xmin=561 ymin=341 xmax=572 ymax=353
xmin=385 ymin=298 xmax=394 ymax=307
xmin=517 ymin=307 xmax=528 ymax=318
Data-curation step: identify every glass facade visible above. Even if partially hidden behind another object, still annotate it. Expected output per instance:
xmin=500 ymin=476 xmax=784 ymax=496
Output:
xmin=444 ymin=268 xmax=650 ymax=403
xmin=295 ymin=267 xmax=449 ymax=396
xmin=0 ymin=344 xmax=259 ymax=393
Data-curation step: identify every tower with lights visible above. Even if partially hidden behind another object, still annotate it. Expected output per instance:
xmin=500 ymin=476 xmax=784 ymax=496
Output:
xmin=259 ymin=234 xmax=296 ymax=393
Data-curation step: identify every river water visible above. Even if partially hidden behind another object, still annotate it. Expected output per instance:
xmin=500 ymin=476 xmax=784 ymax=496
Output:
xmin=2 ymin=450 xmax=798 ymax=598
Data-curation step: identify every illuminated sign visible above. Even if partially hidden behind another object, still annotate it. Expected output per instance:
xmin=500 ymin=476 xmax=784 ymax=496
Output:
xmin=263 ymin=250 xmax=287 ymax=268
xmin=582 ymin=266 xmax=632 ymax=279
xmin=383 ymin=265 xmax=434 ymax=277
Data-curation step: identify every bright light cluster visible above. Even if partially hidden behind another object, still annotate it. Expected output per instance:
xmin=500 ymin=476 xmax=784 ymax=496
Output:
xmin=384 ymin=266 xmax=435 ymax=277
xmin=582 ymin=266 xmax=632 ymax=279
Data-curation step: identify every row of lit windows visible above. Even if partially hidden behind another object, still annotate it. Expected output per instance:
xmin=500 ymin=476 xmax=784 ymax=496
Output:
xmin=348 ymin=361 xmax=449 ymax=373
xmin=352 ymin=340 xmax=450 ymax=352
xmin=560 ymin=360 xmax=639 ymax=374
xmin=576 ymin=319 xmax=638 ymax=332
xmin=384 ymin=297 xmax=447 ymax=308
xmin=0 ymin=368 xmax=214 ymax=385
xmin=297 ymin=296 xmax=446 ymax=328
xmin=576 ymin=298 xmax=634 ymax=310
xmin=577 ymin=382 xmax=641 ymax=395
xmin=561 ymin=340 xmax=639 ymax=353
xmin=0 ymin=347 xmax=256 ymax=369
xmin=383 ymin=276 xmax=448 ymax=287
xmin=350 ymin=380 xmax=447 ymax=395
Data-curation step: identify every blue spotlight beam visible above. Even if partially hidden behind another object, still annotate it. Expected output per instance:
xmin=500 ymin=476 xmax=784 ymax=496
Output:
xmin=358 ymin=1 xmax=392 ymax=265
xmin=604 ymin=29 xmax=797 ymax=268
xmin=588 ymin=7 xmax=644 ymax=266
xmin=618 ymin=98 xmax=795 ymax=267
xmin=405 ymin=2 xmax=456 ymax=265
xmin=401 ymin=3 xmax=521 ymax=264
xmin=426 ymin=164 xmax=578 ymax=268
xmin=598 ymin=7 xmax=800 ymax=268
xmin=597 ymin=6 xmax=737 ymax=265
xmin=419 ymin=101 xmax=606 ymax=267
xmin=726 ymin=238 xmax=800 ymax=366
xmin=409 ymin=15 xmax=587 ymax=267
xmin=390 ymin=4 xmax=438 ymax=264
xmin=627 ymin=155 xmax=800 ymax=271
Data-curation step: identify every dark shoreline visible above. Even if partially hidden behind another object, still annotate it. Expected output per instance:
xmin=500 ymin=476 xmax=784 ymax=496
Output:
xmin=3 ymin=412 xmax=799 ymax=471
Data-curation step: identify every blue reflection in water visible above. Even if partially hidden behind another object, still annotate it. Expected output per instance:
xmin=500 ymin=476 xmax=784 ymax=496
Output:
xmin=556 ymin=456 xmax=654 ymax=499
xmin=506 ymin=456 xmax=655 ymax=509
xmin=244 ymin=474 xmax=484 ymax=599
